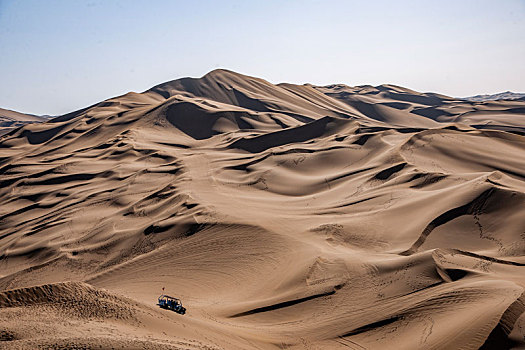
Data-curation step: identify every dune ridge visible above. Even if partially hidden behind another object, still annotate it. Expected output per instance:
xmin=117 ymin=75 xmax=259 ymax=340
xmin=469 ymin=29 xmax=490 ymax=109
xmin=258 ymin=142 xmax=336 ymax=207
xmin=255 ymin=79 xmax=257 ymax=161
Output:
xmin=0 ymin=69 xmax=524 ymax=349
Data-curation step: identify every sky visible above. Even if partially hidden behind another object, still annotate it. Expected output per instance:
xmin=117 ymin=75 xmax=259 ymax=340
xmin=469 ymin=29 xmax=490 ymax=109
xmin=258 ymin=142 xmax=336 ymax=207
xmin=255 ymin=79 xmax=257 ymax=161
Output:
xmin=1 ymin=0 xmax=524 ymax=116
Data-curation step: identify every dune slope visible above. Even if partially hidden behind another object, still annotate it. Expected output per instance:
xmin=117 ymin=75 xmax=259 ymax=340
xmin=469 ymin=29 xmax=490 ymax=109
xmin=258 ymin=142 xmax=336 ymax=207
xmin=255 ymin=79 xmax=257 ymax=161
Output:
xmin=0 ymin=108 xmax=47 ymax=136
xmin=0 ymin=69 xmax=524 ymax=349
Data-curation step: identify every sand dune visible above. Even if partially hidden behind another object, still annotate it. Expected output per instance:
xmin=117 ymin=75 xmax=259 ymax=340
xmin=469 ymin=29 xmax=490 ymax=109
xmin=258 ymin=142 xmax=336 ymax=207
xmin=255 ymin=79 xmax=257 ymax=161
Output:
xmin=0 ymin=69 xmax=524 ymax=349
xmin=464 ymin=92 xmax=525 ymax=102
xmin=0 ymin=108 xmax=47 ymax=136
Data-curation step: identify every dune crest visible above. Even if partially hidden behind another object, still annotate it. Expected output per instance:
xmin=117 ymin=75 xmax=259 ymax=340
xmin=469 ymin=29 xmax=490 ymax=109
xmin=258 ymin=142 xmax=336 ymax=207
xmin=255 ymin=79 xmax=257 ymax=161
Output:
xmin=0 ymin=70 xmax=524 ymax=349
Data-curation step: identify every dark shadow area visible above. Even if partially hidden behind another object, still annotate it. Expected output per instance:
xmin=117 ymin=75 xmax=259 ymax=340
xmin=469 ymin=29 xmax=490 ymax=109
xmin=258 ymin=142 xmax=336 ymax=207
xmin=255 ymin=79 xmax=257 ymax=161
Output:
xmin=231 ymin=290 xmax=336 ymax=317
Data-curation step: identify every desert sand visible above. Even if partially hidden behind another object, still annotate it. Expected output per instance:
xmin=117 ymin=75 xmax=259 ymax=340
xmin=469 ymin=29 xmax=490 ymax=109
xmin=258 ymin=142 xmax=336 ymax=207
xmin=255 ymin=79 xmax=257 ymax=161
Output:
xmin=0 ymin=69 xmax=524 ymax=349
xmin=0 ymin=108 xmax=46 ymax=136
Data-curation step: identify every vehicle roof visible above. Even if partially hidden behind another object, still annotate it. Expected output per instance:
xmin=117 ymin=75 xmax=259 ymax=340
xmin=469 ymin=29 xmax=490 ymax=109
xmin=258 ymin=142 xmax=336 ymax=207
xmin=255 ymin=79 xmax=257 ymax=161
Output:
xmin=158 ymin=294 xmax=180 ymax=301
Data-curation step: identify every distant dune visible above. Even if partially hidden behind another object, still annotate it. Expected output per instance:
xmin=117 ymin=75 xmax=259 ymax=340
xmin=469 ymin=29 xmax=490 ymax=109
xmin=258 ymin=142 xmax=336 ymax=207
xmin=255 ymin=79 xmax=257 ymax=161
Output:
xmin=0 ymin=108 xmax=48 ymax=136
xmin=0 ymin=69 xmax=524 ymax=349
xmin=463 ymin=91 xmax=525 ymax=102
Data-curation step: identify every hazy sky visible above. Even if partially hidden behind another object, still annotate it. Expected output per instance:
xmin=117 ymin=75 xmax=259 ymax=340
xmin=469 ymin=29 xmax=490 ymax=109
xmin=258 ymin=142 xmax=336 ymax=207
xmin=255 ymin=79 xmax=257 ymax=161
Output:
xmin=1 ymin=0 xmax=524 ymax=115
